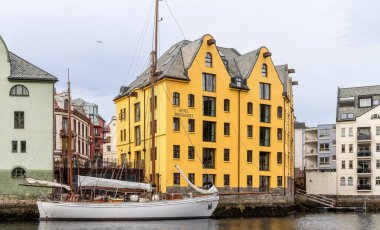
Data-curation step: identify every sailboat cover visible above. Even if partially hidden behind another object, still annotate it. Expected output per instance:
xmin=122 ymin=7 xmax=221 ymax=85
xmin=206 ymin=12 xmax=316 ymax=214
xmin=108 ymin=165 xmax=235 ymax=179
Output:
xmin=25 ymin=178 xmax=70 ymax=191
xmin=78 ymin=176 xmax=153 ymax=192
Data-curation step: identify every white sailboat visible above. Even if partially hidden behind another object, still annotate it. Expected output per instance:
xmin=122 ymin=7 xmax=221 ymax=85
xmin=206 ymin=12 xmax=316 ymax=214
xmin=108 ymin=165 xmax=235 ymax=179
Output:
xmin=36 ymin=0 xmax=219 ymax=220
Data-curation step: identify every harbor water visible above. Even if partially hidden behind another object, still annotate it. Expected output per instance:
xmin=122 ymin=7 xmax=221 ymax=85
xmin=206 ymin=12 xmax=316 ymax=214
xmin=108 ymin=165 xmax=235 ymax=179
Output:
xmin=0 ymin=213 xmax=378 ymax=230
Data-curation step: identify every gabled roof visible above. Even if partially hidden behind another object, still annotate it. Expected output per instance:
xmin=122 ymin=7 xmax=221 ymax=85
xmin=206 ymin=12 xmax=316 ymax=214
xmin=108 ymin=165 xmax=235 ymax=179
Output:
xmin=234 ymin=48 xmax=261 ymax=79
xmin=114 ymin=35 xmax=273 ymax=100
xmin=8 ymin=52 xmax=58 ymax=82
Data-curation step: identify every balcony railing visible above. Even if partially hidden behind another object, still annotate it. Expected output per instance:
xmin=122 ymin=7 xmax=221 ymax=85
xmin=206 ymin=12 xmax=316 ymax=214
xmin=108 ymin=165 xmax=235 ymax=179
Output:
xmin=127 ymin=160 xmax=145 ymax=169
xmin=357 ymin=184 xmax=371 ymax=191
xmin=357 ymin=134 xmax=371 ymax=141
xmin=357 ymin=168 xmax=371 ymax=173
xmin=357 ymin=151 xmax=371 ymax=157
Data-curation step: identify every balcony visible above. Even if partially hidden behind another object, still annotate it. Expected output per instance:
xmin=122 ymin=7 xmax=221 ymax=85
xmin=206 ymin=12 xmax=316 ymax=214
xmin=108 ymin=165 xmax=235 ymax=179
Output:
xmin=127 ymin=160 xmax=144 ymax=169
xmin=357 ymin=168 xmax=371 ymax=174
xmin=305 ymin=138 xmax=318 ymax=143
xmin=357 ymin=150 xmax=371 ymax=158
xmin=357 ymin=184 xmax=371 ymax=191
xmin=305 ymin=151 xmax=318 ymax=157
xmin=357 ymin=127 xmax=371 ymax=142
xmin=319 ymin=163 xmax=330 ymax=167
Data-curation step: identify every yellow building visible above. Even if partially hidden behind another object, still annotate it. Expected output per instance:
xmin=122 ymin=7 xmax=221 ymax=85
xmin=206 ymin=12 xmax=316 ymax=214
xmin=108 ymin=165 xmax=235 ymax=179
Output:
xmin=114 ymin=34 xmax=295 ymax=194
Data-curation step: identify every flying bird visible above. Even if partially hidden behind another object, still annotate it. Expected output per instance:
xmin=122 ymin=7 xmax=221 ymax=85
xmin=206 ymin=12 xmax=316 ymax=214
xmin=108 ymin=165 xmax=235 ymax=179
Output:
xmin=97 ymin=40 xmax=103 ymax=44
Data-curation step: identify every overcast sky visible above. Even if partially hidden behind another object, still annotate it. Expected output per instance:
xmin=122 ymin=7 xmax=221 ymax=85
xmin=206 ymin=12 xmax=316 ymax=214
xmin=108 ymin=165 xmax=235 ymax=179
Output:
xmin=1 ymin=0 xmax=379 ymax=126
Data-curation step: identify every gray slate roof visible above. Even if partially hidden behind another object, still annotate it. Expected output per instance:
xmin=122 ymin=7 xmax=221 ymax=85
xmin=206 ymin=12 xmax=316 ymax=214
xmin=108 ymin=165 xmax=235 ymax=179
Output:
xmin=294 ymin=122 xmax=306 ymax=129
xmin=275 ymin=65 xmax=288 ymax=93
xmin=114 ymin=35 xmax=281 ymax=100
xmin=8 ymin=52 xmax=58 ymax=81
xmin=337 ymin=85 xmax=380 ymax=121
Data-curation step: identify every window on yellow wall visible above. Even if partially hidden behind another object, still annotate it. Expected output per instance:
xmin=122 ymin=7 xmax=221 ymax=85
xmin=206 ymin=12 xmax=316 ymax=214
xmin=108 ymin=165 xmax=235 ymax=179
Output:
xmin=134 ymin=102 xmax=140 ymax=122
xmin=202 ymin=73 xmax=216 ymax=92
xmin=260 ymin=83 xmax=270 ymax=100
xmin=261 ymin=64 xmax=268 ymax=77
xmin=247 ymin=175 xmax=253 ymax=187
xmin=173 ymin=92 xmax=180 ymax=106
xmin=247 ymin=102 xmax=253 ymax=115
xmin=224 ymin=99 xmax=230 ymax=112
xmin=173 ymin=173 xmax=180 ymax=185
xmin=205 ymin=52 xmax=212 ymax=67
xmin=277 ymin=106 xmax=283 ymax=119
xmin=188 ymin=173 xmax=195 ymax=184
xmin=188 ymin=94 xmax=195 ymax=107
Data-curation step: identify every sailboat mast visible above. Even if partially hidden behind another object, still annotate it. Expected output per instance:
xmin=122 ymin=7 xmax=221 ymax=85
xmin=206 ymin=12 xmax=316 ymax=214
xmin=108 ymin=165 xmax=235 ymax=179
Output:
xmin=150 ymin=0 xmax=159 ymax=189
xmin=67 ymin=69 xmax=73 ymax=194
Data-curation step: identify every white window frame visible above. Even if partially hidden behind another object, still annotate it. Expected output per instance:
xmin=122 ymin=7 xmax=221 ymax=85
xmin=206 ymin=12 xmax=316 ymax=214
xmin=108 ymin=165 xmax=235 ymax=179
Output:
xmin=359 ymin=98 xmax=372 ymax=107
xmin=341 ymin=128 xmax=345 ymax=137
xmin=348 ymin=177 xmax=353 ymax=186
xmin=340 ymin=177 xmax=346 ymax=186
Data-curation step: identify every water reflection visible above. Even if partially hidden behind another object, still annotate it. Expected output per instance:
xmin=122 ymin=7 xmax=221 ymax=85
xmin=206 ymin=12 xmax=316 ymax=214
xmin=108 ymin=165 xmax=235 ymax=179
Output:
xmin=2 ymin=213 xmax=379 ymax=230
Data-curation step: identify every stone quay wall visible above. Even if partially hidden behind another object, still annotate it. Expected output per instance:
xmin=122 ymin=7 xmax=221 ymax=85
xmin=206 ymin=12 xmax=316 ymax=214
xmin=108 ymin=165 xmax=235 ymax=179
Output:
xmin=0 ymin=195 xmax=38 ymax=220
xmin=296 ymin=194 xmax=380 ymax=211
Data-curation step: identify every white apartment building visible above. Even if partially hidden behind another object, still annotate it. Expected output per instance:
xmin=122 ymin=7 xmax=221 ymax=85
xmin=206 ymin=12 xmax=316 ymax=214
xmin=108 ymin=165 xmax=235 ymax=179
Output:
xmin=337 ymin=86 xmax=380 ymax=195
xmin=0 ymin=36 xmax=57 ymax=195
xmin=102 ymin=116 xmax=117 ymax=163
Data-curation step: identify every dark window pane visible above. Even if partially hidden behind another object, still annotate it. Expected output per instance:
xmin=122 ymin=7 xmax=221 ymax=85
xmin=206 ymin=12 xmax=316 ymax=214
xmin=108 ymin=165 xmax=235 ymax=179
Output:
xmin=173 ymin=92 xmax=180 ymax=106
xmin=259 ymin=83 xmax=270 ymax=100
xmin=188 ymin=146 xmax=195 ymax=159
xmin=260 ymin=127 xmax=270 ymax=146
xmin=173 ymin=173 xmax=180 ymax=185
xmin=203 ymin=96 xmax=216 ymax=116
xmin=173 ymin=145 xmax=180 ymax=158
xmin=202 ymin=73 xmax=216 ymax=92
xmin=14 ymin=111 xmax=25 ymax=129
xmin=12 ymin=141 xmax=18 ymax=153
xmin=277 ymin=106 xmax=283 ymax=119
xmin=259 ymin=152 xmax=270 ymax=171
xmin=203 ymin=121 xmax=216 ymax=142
xmin=224 ymin=99 xmax=230 ymax=112
xmin=247 ymin=150 xmax=253 ymax=163
xmin=260 ymin=104 xmax=271 ymax=123
xmin=203 ymin=148 xmax=215 ymax=169
xmin=224 ymin=123 xmax=230 ymax=135
xmin=188 ymin=94 xmax=195 ymax=107
xmin=259 ymin=176 xmax=270 ymax=192
xmin=224 ymin=149 xmax=230 ymax=161
xmin=247 ymin=102 xmax=253 ymax=115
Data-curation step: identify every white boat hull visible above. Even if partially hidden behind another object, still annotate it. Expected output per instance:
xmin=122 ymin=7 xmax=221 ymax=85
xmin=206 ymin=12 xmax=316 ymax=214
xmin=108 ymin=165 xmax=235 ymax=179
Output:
xmin=37 ymin=195 xmax=219 ymax=220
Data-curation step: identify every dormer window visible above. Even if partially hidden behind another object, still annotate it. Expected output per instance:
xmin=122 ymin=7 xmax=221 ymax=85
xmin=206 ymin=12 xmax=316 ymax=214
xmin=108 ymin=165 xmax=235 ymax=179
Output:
xmin=205 ymin=53 xmax=212 ymax=67
xmin=341 ymin=113 xmax=354 ymax=120
xmin=359 ymin=98 xmax=372 ymax=108
xmin=10 ymin=85 xmax=29 ymax=96
xmin=371 ymin=114 xmax=380 ymax=119
xmin=236 ymin=78 xmax=242 ymax=88
xmin=261 ymin=64 xmax=267 ymax=77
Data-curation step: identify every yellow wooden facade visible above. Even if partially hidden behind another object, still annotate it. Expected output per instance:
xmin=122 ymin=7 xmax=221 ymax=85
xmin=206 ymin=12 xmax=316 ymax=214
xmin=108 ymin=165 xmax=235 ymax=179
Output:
xmin=114 ymin=34 xmax=295 ymax=193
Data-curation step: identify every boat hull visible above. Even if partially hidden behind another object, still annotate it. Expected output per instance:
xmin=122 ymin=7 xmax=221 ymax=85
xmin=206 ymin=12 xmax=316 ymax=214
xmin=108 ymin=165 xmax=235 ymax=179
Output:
xmin=37 ymin=195 xmax=219 ymax=220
